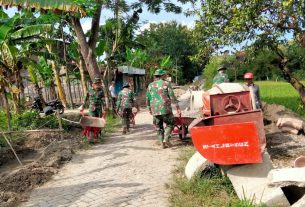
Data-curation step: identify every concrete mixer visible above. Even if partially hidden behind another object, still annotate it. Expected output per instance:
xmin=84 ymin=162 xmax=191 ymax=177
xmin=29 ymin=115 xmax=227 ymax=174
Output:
xmin=189 ymin=83 xmax=266 ymax=165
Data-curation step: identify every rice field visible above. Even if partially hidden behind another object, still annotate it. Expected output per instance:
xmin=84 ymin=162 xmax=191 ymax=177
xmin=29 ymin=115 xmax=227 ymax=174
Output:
xmin=256 ymin=81 xmax=305 ymax=119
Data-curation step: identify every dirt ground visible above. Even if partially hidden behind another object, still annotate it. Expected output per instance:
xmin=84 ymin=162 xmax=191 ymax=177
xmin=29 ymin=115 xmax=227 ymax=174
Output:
xmin=263 ymin=103 xmax=305 ymax=167
xmin=0 ymin=102 xmax=304 ymax=206
xmin=0 ymin=130 xmax=83 ymax=207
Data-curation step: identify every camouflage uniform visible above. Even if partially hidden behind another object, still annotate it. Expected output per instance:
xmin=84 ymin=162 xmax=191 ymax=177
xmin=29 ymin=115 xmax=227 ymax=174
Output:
xmin=146 ymin=79 xmax=178 ymax=142
xmin=83 ymin=87 xmax=106 ymax=117
xmin=116 ymin=88 xmax=136 ymax=130
xmin=212 ymin=73 xmax=229 ymax=84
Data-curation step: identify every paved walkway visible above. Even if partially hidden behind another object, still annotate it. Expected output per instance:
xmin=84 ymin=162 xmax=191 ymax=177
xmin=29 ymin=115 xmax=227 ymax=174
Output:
xmin=21 ymin=110 xmax=180 ymax=207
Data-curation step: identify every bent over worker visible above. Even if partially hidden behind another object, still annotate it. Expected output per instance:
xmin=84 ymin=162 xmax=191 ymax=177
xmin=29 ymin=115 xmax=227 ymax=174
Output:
xmin=146 ymin=69 xmax=181 ymax=149
xmin=80 ymin=77 xmax=107 ymax=141
xmin=116 ymin=83 xmax=138 ymax=134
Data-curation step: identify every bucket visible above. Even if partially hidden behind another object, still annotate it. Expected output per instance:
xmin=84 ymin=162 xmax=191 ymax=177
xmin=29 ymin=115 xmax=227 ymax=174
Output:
xmin=294 ymin=156 xmax=305 ymax=168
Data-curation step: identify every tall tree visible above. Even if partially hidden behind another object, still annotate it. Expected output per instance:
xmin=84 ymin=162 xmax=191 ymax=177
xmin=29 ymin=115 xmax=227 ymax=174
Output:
xmin=1 ymin=0 xmax=188 ymax=81
xmin=137 ymin=21 xmax=198 ymax=83
xmin=192 ymin=0 xmax=305 ymax=103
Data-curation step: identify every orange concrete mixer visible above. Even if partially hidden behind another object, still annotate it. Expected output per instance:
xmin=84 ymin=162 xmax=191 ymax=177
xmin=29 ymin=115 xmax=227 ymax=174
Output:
xmin=190 ymin=83 xmax=266 ymax=165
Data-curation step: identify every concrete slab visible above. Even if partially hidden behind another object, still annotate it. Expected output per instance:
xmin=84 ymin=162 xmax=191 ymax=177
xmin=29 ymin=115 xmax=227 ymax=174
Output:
xmin=185 ymin=151 xmax=212 ymax=180
xmin=268 ymin=168 xmax=305 ymax=188
xmin=227 ymin=152 xmax=290 ymax=207
xmin=292 ymin=195 xmax=305 ymax=207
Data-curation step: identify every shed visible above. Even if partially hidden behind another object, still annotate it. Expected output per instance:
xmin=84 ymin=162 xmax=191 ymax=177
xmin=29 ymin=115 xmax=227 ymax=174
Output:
xmin=116 ymin=66 xmax=146 ymax=95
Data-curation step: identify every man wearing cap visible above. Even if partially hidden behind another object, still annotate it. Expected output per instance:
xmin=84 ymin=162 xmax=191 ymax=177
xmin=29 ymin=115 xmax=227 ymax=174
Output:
xmin=116 ymin=82 xmax=138 ymax=134
xmin=244 ymin=72 xmax=262 ymax=109
xmin=80 ymin=77 xmax=107 ymax=142
xmin=80 ymin=77 xmax=106 ymax=118
xmin=146 ymin=69 xmax=181 ymax=149
xmin=212 ymin=65 xmax=229 ymax=84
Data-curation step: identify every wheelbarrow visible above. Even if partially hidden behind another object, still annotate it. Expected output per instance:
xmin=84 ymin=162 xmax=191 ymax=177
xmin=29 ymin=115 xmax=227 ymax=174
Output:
xmin=80 ymin=111 xmax=106 ymax=142
xmin=172 ymin=111 xmax=197 ymax=139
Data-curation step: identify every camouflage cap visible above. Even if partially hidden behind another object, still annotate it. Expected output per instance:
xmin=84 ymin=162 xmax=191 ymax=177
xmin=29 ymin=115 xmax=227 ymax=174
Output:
xmin=154 ymin=69 xmax=167 ymax=76
xmin=122 ymin=82 xmax=130 ymax=88
xmin=217 ymin=64 xmax=227 ymax=71
xmin=93 ymin=77 xmax=102 ymax=83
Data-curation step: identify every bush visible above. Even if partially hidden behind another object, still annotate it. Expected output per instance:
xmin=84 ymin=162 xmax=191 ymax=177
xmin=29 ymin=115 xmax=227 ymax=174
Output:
xmin=11 ymin=110 xmax=40 ymax=130
xmin=0 ymin=110 xmax=71 ymax=131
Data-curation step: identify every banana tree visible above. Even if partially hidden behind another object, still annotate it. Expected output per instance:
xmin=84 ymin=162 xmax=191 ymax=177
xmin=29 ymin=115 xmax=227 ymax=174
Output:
xmin=0 ymin=12 xmax=52 ymax=115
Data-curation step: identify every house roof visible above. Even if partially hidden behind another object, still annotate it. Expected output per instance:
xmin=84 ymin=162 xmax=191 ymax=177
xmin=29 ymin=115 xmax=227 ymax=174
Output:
xmin=118 ymin=66 xmax=145 ymax=75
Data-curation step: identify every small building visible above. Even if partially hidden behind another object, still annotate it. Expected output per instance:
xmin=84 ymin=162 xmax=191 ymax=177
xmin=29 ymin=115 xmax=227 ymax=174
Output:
xmin=116 ymin=66 xmax=146 ymax=95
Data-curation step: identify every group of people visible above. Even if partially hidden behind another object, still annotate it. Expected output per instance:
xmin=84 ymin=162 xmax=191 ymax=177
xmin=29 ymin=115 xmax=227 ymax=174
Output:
xmin=80 ymin=65 xmax=262 ymax=147
xmin=213 ymin=65 xmax=262 ymax=109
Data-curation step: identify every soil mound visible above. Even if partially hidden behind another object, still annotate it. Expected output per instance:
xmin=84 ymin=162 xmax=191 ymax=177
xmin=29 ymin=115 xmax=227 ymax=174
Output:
xmin=264 ymin=103 xmax=305 ymax=167
xmin=0 ymin=131 xmax=81 ymax=207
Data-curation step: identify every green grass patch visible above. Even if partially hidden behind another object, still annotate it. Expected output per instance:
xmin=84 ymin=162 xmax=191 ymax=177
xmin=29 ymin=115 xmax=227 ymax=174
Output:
xmin=103 ymin=114 xmax=120 ymax=135
xmin=257 ymin=81 xmax=305 ymax=118
xmin=170 ymin=146 xmax=266 ymax=207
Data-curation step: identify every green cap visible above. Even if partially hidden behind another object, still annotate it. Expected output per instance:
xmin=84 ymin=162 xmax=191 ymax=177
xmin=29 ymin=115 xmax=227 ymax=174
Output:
xmin=154 ymin=69 xmax=167 ymax=76
xmin=93 ymin=77 xmax=101 ymax=83
xmin=217 ymin=64 xmax=227 ymax=71
xmin=123 ymin=82 xmax=130 ymax=88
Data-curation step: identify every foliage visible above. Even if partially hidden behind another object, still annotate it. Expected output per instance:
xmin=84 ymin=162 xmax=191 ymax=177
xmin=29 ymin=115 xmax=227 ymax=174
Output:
xmin=137 ymin=21 xmax=200 ymax=83
xmin=192 ymin=0 xmax=305 ymax=102
xmin=125 ymin=47 xmax=148 ymax=68
xmin=0 ymin=0 xmax=86 ymax=16
xmin=0 ymin=110 xmax=74 ymax=131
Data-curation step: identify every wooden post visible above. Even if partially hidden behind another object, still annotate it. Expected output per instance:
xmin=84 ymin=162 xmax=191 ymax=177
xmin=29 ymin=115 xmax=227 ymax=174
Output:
xmin=1 ymin=132 xmax=23 ymax=166
xmin=56 ymin=109 xmax=64 ymax=140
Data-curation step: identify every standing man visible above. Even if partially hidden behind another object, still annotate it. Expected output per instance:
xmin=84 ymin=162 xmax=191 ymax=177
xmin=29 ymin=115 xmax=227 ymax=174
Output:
xmin=80 ymin=77 xmax=107 ymax=141
xmin=109 ymin=81 xmax=117 ymax=109
xmin=146 ymin=69 xmax=181 ymax=149
xmin=244 ymin=72 xmax=262 ymax=109
xmin=213 ymin=64 xmax=229 ymax=84
xmin=116 ymin=83 xmax=138 ymax=134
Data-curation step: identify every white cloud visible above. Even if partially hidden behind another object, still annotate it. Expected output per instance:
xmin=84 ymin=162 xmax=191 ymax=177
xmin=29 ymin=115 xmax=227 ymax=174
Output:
xmin=137 ymin=21 xmax=158 ymax=34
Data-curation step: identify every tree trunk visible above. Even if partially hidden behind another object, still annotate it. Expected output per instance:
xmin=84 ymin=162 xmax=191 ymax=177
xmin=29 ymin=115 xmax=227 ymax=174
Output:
xmin=50 ymin=80 xmax=57 ymax=99
xmin=1 ymin=88 xmax=11 ymax=131
xmin=34 ymin=84 xmax=46 ymax=106
xmin=61 ymin=23 xmax=74 ymax=109
xmin=71 ymin=17 xmax=101 ymax=81
xmin=279 ymin=58 xmax=305 ymax=104
xmin=51 ymin=62 xmax=68 ymax=108
xmin=79 ymin=55 xmax=87 ymax=96
xmin=46 ymin=44 xmax=68 ymax=107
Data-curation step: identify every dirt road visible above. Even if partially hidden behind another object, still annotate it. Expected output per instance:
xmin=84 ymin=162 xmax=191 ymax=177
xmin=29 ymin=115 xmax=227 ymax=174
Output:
xmin=21 ymin=110 xmax=179 ymax=207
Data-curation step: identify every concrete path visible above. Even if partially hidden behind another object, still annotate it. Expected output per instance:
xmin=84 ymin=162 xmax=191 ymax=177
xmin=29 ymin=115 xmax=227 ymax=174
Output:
xmin=21 ymin=110 xmax=179 ymax=207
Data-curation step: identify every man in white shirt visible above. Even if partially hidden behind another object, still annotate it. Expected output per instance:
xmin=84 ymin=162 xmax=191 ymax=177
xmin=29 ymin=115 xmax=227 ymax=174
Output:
xmin=109 ymin=81 xmax=117 ymax=111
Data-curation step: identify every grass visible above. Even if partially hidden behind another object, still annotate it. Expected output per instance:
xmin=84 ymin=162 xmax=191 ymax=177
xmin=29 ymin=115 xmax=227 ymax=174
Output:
xmin=257 ymin=81 xmax=305 ymax=118
xmin=169 ymin=147 xmax=266 ymax=207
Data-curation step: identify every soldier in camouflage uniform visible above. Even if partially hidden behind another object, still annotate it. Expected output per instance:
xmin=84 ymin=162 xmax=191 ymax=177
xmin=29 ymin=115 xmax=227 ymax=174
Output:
xmin=80 ymin=77 xmax=107 ymax=141
xmin=146 ymin=69 xmax=181 ymax=149
xmin=80 ymin=77 xmax=106 ymax=117
xmin=212 ymin=65 xmax=229 ymax=84
xmin=116 ymin=83 xmax=138 ymax=134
